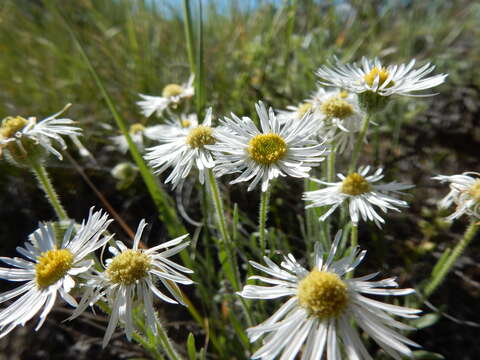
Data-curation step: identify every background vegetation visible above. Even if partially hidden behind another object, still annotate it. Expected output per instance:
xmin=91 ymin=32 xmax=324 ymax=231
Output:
xmin=0 ymin=0 xmax=479 ymax=359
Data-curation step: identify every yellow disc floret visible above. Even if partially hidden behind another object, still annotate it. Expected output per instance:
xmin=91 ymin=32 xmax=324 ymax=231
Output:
xmin=162 ymin=83 xmax=184 ymax=98
xmin=339 ymin=90 xmax=349 ymax=99
xmin=248 ymin=133 xmax=287 ymax=165
xmin=341 ymin=173 xmax=371 ymax=196
xmin=186 ymin=125 xmax=216 ymax=148
xmin=297 ymin=269 xmax=348 ymax=318
xmin=468 ymin=180 xmax=480 ymax=202
xmin=321 ymin=97 xmax=354 ymax=119
xmin=181 ymin=119 xmax=191 ymax=128
xmin=364 ymin=67 xmax=394 ymax=88
xmin=297 ymin=102 xmax=313 ymax=119
xmin=129 ymin=123 xmax=145 ymax=134
xmin=35 ymin=249 xmax=74 ymax=288
xmin=0 ymin=116 xmax=29 ymax=139
xmin=106 ymin=249 xmax=151 ymax=285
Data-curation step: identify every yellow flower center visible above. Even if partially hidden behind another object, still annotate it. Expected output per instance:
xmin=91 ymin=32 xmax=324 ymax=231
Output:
xmin=321 ymin=97 xmax=354 ymax=119
xmin=363 ymin=67 xmax=394 ymax=88
xmin=0 ymin=116 xmax=28 ymax=139
xmin=297 ymin=269 xmax=348 ymax=318
xmin=162 ymin=83 xmax=184 ymax=98
xmin=297 ymin=103 xmax=313 ymax=119
xmin=186 ymin=125 xmax=216 ymax=148
xmin=106 ymin=249 xmax=151 ymax=285
xmin=468 ymin=180 xmax=480 ymax=202
xmin=181 ymin=119 xmax=191 ymax=128
xmin=129 ymin=123 xmax=145 ymax=134
xmin=35 ymin=249 xmax=74 ymax=289
xmin=341 ymin=173 xmax=371 ymax=195
xmin=247 ymin=133 xmax=287 ymax=165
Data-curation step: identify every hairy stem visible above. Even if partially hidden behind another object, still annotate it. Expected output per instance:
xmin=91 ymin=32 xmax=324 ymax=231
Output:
xmin=424 ymin=221 xmax=478 ymax=298
xmin=348 ymin=113 xmax=372 ymax=173
xmin=259 ymin=188 xmax=271 ymax=257
xmin=30 ymin=161 xmax=68 ymax=221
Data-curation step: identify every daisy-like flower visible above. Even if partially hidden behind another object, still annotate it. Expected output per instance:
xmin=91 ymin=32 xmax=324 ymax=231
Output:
xmin=0 ymin=104 xmax=82 ymax=161
xmin=144 ymin=108 xmax=216 ymax=189
xmin=317 ymin=57 xmax=447 ymax=113
xmin=278 ymin=89 xmax=364 ymax=154
xmin=0 ymin=208 xmax=112 ymax=338
xmin=210 ymin=101 xmax=328 ymax=192
xmin=111 ymin=123 xmax=147 ymax=153
xmin=69 ymin=220 xmax=193 ymax=347
xmin=316 ymin=57 xmax=447 ymax=97
xmin=238 ymin=232 xmax=421 ymax=360
xmin=303 ymin=166 xmax=413 ymax=227
xmin=433 ymin=172 xmax=480 ymax=221
xmin=137 ymin=75 xmax=195 ymax=117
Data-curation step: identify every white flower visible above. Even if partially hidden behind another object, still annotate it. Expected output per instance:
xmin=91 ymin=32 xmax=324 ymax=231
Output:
xmin=144 ymin=108 xmax=216 ymax=189
xmin=111 ymin=123 xmax=147 ymax=153
xmin=0 ymin=104 xmax=82 ymax=160
xmin=137 ymin=75 xmax=195 ymax=117
xmin=0 ymin=208 xmax=112 ymax=338
xmin=209 ymin=101 xmax=328 ymax=192
xmin=144 ymin=113 xmax=198 ymax=140
xmin=70 ymin=220 xmax=193 ymax=347
xmin=303 ymin=166 xmax=413 ymax=227
xmin=433 ymin=172 xmax=480 ymax=221
xmin=238 ymin=232 xmax=421 ymax=360
xmin=278 ymin=89 xmax=364 ymax=154
xmin=316 ymin=57 xmax=447 ymax=97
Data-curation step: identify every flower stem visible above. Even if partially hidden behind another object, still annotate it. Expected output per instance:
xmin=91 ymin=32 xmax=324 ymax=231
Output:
xmin=424 ymin=220 xmax=478 ymax=299
xmin=348 ymin=113 xmax=372 ymax=173
xmin=346 ymin=224 xmax=358 ymax=279
xmin=206 ymin=169 xmax=240 ymax=290
xmin=30 ymin=161 xmax=68 ymax=221
xmin=259 ymin=188 xmax=271 ymax=257
xmin=156 ymin=321 xmax=181 ymax=360
xmin=327 ymin=145 xmax=336 ymax=183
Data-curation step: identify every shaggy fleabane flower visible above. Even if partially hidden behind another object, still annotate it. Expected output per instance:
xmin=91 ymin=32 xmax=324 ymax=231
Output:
xmin=0 ymin=104 xmax=81 ymax=162
xmin=209 ymin=101 xmax=328 ymax=192
xmin=304 ymin=166 xmax=413 ymax=227
xmin=111 ymin=123 xmax=147 ymax=153
xmin=433 ymin=172 xmax=480 ymax=221
xmin=278 ymin=89 xmax=363 ymax=153
xmin=144 ymin=108 xmax=216 ymax=189
xmin=137 ymin=75 xmax=194 ymax=117
xmin=70 ymin=220 xmax=193 ymax=347
xmin=316 ymin=57 xmax=447 ymax=113
xmin=238 ymin=232 xmax=421 ymax=359
xmin=0 ymin=208 xmax=112 ymax=338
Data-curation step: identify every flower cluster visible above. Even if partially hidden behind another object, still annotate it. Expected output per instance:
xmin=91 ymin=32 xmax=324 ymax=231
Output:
xmin=0 ymin=209 xmax=192 ymax=347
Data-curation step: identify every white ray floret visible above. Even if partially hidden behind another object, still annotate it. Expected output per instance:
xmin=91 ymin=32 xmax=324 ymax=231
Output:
xmin=69 ymin=220 xmax=193 ymax=347
xmin=209 ymin=101 xmax=328 ymax=192
xmin=433 ymin=172 xmax=480 ymax=221
xmin=238 ymin=231 xmax=421 ymax=360
xmin=0 ymin=208 xmax=112 ymax=338
xmin=303 ymin=166 xmax=413 ymax=227
xmin=137 ymin=75 xmax=194 ymax=117
xmin=144 ymin=108 xmax=216 ymax=189
xmin=0 ymin=104 xmax=82 ymax=160
xmin=316 ymin=57 xmax=447 ymax=97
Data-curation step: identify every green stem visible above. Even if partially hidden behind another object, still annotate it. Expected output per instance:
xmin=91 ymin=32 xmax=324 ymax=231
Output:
xmin=346 ymin=224 xmax=358 ymax=279
xmin=327 ymin=145 xmax=336 ymax=183
xmin=157 ymin=321 xmax=181 ymax=360
xmin=30 ymin=161 xmax=68 ymax=221
xmin=259 ymin=189 xmax=271 ymax=257
xmin=424 ymin=221 xmax=478 ymax=299
xmin=348 ymin=113 xmax=372 ymax=173
xmin=206 ymin=169 xmax=240 ymax=290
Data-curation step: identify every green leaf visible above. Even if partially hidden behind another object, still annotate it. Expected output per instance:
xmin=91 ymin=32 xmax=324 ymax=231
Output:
xmin=187 ymin=333 xmax=196 ymax=360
